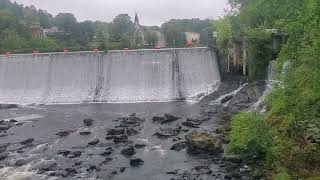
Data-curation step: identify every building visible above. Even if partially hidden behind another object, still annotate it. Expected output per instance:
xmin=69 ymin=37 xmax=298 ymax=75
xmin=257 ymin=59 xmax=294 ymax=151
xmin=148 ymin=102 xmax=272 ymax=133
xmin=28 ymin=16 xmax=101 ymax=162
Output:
xmin=134 ymin=13 xmax=145 ymax=47
xmin=29 ymin=24 xmax=44 ymax=38
xmin=154 ymin=31 xmax=166 ymax=48
xmin=185 ymin=32 xmax=200 ymax=45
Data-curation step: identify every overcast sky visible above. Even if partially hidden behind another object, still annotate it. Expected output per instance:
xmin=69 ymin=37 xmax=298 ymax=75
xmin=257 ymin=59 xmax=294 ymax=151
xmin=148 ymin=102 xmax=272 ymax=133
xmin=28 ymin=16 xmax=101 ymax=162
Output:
xmin=11 ymin=0 xmax=228 ymax=26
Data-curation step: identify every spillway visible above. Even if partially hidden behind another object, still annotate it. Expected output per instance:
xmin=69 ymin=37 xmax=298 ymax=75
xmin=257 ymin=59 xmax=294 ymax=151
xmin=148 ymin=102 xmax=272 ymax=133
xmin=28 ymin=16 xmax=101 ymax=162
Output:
xmin=0 ymin=47 xmax=220 ymax=104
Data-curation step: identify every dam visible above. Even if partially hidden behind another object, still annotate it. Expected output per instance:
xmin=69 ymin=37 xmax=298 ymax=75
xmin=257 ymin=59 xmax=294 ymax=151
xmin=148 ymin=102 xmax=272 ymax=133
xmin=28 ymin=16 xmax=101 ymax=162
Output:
xmin=0 ymin=47 xmax=220 ymax=104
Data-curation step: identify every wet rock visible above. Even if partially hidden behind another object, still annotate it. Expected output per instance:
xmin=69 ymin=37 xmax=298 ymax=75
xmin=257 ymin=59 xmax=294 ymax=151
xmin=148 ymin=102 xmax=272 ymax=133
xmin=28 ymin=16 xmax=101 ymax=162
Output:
xmin=0 ymin=124 xmax=11 ymax=132
xmin=0 ymin=133 xmax=8 ymax=138
xmin=111 ymin=171 xmax=118 ymax=175
xmin=223 ymin=154 xmax=242 ymax=164
xmin=125 ymin=128 xmax=139 ymax=136
xmin=120 ymin=116 xmax=145 ymax=127
xmin=15 ymin=122 xmax=25 ymax=126
xmin=130 ymin=158 xmax=144 ymax=167
xmin=129 ymin=113 xmax=136 ymax=117
xmin=0 ymin=154 xmax=8 ymax=161
xmin=100 ymin=151 xmax=112 ymax=157
xmin=154 ymin=127 xmax=180 ymax=139
xmin=153 ymin=114 xmax=180 ymax=124
xmin=9 ymin=119 xmax=18 ymax=123
xmin=192 ymin=166 xmax=213 ymax=175
xmin=88 ymin=138 xmax=100 ymax=146
xmin=182 ymin=121 xmax=200 ymax=128
xmin=34 ymin=160 xmax=57 ymax=172
xmin=224 ymin=174 xmax=232 ymax=180
xmin=0 ymin=120 xmax=4 ymax=124
xmin=86 ymin=165 xmax=98 ymax=172
xmin=121 ymin=145 xmax=136 ymax=157
xmin=79 ymin=131 xmax=91 ymax=135
xmin=83 ymin=118 xmax=94 ymax=127
xmin=107 ymin=128 xmax=125 ymax=135
xmin=68 ymin=151 xmax=81 ymax=158
xmin=185 ymin=131 xmax=223 ymax=152
xmin=106 ymin=135 xmax=128 ymax=144
xmin=64 ymin=168 xmax=77 ymax=177
xmin=0 ymin=104 xmax=18 ymax=109
xmin=221 ymin=95 xmax=234 ymax=104
xmin=120 ymin=167 xmax=126 ymax=173
xmin=170 ymin=142 xmax=187 ymax=151
xmin=102 ymin=157 xmax=113 ymax=164
xmin=134 ymin=144 xmax=146 ymax=149
xmin=56 ymin=131 xmax=71 ymax=137
xmin=14 ymin=158 xmax=28 ymax=166
xmin=20 ymin=138 xmax=34 ymax=145
xmin=58 ymin=150 xmax=71 ymax=156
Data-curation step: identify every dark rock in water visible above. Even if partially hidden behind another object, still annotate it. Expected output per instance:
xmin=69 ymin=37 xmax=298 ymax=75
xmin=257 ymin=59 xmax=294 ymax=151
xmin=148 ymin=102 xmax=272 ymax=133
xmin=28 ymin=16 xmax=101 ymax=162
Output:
xmin=88 ymin=138 xmax=100 ymax=146
xmin=106 ymin=135 xmax=128 ymax=144
xmin=102 ymin=157 xmax=113 ymax=164
xmin=192 ymin=166 xmax=213 ymax=175
xmin=83 ymin=118 xmax=94 ymax=127
xmin=185 ymin=131 xmax=223 ymax=152
xmin=86 ymin=165 xmax=98 ymax=172
xmin=130 ymin=158 xmax=144 ymax=167
xmin=111 ymin=171 xmax=118 ymax=175
xmin=224 ymin=174 xmax=232 ymax=180
xmin=153 ymin=114 xmax=180 ymax=124
xmin=79 ymin=131 xmax=91 ymax=135
xmin=0 ymin=120 xmax=4 ymax=124
xmin=9 ymin=119 xmax=18 ymax=123
xmin=100 ymin=151 xmax=112 ymax=157
xmin=126 ymin=128 xmax=139 ymax=136
xmin=221 ymin=95 xmax=234 ymax=104
xmin=0 ymin=104 xmax=18 ymax=109
xmin=14 ymin=158 xmax=28 ymax=166
xmin=0 ymin=124 xmax=11 ymax=132
xmin=120 ymin=116 xmax=145 ymax=127
xmin=64 ymin=168 xmax=77 ymax=177
xmin=120 ymin=167 xmax=126 ymax=173
xmin=56 ymin=131 xmax=71 ymax=137
xmin=15 ymin=122 xmax=25 ymax=126
xmin=0 ymin=143 xmax=10 ymax=149
xmin=107 ymin=128 xmax=125 ymax=135
xmin=182 ymin=121 xmax=200 ymax=128
xmin=170 ymin=142 xmax=187 ymax=151
xmin=68 ymin=151 xmax=81 ymax=158
xmin=58 ymin=150 xmax=71 ymax=156
xmin=34 ymin=160 xmax=57 ymax=172
xmin=0 ymin=133 xmax=8 ymax=138
xmin=129 ymin=113 xmax=136 ymax=117
xmin=121 ymin=145 xmax=136 ymax=157
xmin=154 ymin=127 xmax=180 ymax=139
xmin=20 ymin=138 xmax=34 ymax=145
xmin=134 ymin=144 xmax=146 ymax=149
xmin=223 ymin=154 xmax=242 ymax=164
xmin=0 ymin=154 xmax=8 ymax=161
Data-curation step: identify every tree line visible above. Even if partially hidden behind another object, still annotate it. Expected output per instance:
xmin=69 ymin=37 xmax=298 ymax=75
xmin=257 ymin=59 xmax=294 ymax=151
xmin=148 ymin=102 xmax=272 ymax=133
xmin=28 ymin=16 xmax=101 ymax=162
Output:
xmin=0 ymin=0 xmax=214 ymax=54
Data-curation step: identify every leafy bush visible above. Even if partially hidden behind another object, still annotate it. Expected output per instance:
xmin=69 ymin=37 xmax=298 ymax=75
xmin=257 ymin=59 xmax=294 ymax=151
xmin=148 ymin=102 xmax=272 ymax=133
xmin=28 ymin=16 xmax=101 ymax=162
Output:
xmin=228 ymin=112 xmax=270 ymax=159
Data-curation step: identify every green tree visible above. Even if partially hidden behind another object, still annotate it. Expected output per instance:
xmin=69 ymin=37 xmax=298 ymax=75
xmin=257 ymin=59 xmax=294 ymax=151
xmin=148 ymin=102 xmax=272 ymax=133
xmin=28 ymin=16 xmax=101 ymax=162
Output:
xmin=110 ymin=14 xmax=135 ymax=41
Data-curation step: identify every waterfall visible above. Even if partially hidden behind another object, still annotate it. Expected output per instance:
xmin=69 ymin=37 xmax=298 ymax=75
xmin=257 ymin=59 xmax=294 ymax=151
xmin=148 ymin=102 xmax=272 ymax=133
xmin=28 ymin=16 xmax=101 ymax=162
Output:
xmin=0 ymin=48 xmax=220 ymax=104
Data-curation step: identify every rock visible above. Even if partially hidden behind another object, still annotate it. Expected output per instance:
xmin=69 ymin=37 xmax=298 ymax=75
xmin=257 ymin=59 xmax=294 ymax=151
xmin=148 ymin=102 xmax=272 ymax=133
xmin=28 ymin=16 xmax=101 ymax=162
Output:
xmin=134 ymin=144 xmax=146 ymax=149
xmin=102 ymin=157 xmax=113 ymax=164
xmin=154 ymin=127 xmax=180 ymax=139
xmin=65 ymin=168 xmax=77 ymax=177
xmin=0 ymin=154 xmax=8 ymax=161
xmin=153 ymin=114 xmax=180 ymax=124
xmin=129 ymin=113 xmax=136 ymax=117
xmin=9 ymin=119 xmax=18 ymax=123
xmin=79 ymin=131 xmax=91 ymax=135
xmin=130 ymin=158 xmax=144 ymax=167
xmin=192 ymin=166 xmax=213 ymax=175
xmin=185 ymin=131 xmax=223 ymax=152
xmin=221 ymin=95 xmax=234 ymax=104
xmin=111 ymin=171 xmax=118 ymax=175
xmin=182 ymin=121 xmax=200 ymax=128
xmin=56 ymin=131 xmax=71 ymax=137
xmin=223 ymin=154 xmax=242 ymax=164
xmin=170 ymin=142 xmax=187 ymax=151
xmin=20 ymin=138 xmax=34 ymax=145
xmin=34 ymin=160 xmax=57 ymax=172
xmin=0 ymin=104 xmax=18 ymax=109
xmin=107 ymin=128 xmax=125 ymax=135
xmin=125 ymin=128 xmax=139 ymax=136
xmin=83 ymin=119 xmax=94 ymax=126
xmin=100 ymin=151 xmax=112 ymax=157
xmin=0 ymin=120 xmax=4 ymax=124
xmin=224 ymin=174 xmax=232 ymax=180
xmin=15 ymin=122 xmax=25 ymax=126
xmin=120 ymin=116 xmax=145 ymax=127
xmin=58 ymin=150 xmax=71 ymax=156
xmin=68 ymin=151 xmax=81 ymax=158
xmin=0 ymin=133 xmax=8 ymax=138
xmin=0 ymin=124 xmax=11 ymax=132
xmin=106 ymin=135 xmax=128 ymax=144
xmin=120 ymin=167 xmax=126 ymax=173
xmin=88 ymin=138 xmax=100 ymax=146
xmin=14 ymin=158 xmax=28 ymax=166
xmin=121 ymin=145 xmax=136 ymax=157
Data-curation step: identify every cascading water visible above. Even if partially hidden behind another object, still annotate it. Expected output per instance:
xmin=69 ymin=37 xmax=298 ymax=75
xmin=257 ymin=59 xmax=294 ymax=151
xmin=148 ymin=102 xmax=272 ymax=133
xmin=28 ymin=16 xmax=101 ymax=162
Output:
xmin=0 ymin=47 xmax=220 ymax=104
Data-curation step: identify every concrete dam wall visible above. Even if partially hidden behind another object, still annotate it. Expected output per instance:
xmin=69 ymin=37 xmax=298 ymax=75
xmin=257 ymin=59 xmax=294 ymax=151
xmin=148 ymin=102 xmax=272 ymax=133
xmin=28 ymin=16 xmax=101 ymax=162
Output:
xmin=0 ymin=47 xmax=220 ymax=104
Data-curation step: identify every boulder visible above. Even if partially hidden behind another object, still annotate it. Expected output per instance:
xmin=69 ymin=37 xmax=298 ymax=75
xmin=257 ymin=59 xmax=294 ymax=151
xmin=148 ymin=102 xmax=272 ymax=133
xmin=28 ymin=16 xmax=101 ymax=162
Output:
xmin=68 ymin=151 xmax=81 ymax=158
xmin=83 ymin=119 xmax=94 ymax=127
xmin=121 ymin=145 xmax=136 ymax=157
xmin=170 ymin=142 xmax=187 ymax=151
xmin=79 ymin=131 xmax=91 ymax=136
xmin=185 ymin=131 xmax=223 ymax=152
xmin=134 ymin=144 xmax=146 ymax=149
xmin=20 ymin=138 xmax=34 ymax=145
xmin=88 ymin=138 xmax=100 ymax=146
xmin=125 ymin=128 xmax=139 ymax=136
xmin=56 ymin=131 xmax=71 ymax=137
xmin=154 ymin=127 xmax=180 ymax=139
xmin=182 ymin=121 xmax=200 ymax=128
xmin=107 ymin=128 xmax=125 ymax=135
xmin=130 ymin=158 xmax=144 ymax=167
xmin=153 ymin=114 xmax=180 ymax=124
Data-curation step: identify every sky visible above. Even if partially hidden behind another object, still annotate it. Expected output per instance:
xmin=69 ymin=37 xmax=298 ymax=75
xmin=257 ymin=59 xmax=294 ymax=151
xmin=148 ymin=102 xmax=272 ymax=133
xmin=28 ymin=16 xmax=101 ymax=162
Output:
xmin=11 ymin=0 xmax=228 ymax=26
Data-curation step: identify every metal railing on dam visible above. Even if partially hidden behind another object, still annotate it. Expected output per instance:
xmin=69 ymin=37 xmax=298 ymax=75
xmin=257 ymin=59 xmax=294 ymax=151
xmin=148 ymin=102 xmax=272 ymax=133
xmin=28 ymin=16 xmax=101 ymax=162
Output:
xmin=0 ymin=47 xmax=221 ymax=104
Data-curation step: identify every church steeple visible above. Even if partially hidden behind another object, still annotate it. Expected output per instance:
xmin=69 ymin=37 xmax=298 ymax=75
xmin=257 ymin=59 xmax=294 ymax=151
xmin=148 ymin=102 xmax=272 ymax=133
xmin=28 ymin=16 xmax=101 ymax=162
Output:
xmin=134 ymin=12 xmax=140 ymax=29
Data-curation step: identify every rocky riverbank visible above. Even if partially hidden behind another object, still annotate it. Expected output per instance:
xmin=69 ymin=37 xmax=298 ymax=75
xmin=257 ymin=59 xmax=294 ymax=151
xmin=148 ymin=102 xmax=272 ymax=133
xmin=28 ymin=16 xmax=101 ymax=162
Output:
xmin=0 ymin=76 xmax=266 ymax=180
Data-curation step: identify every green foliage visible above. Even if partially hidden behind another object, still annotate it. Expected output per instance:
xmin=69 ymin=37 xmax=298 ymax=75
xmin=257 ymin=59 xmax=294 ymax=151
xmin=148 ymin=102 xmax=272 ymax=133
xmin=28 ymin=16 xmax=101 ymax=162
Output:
xmin=228 ymin=112 xmax=270 ymax=158
xmin=214 ymin=17 xmax=232 ymax=57
xmin=110 ymin=14 xmax=135 ymax=41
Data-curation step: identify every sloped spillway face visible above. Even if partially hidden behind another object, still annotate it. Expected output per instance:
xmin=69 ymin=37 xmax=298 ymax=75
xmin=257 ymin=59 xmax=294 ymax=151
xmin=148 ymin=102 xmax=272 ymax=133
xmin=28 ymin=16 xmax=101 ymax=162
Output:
xmin=0 ymin=48 xmax=220 ymax=104
xmin=0 ymin=55 xmax=50 ymax=104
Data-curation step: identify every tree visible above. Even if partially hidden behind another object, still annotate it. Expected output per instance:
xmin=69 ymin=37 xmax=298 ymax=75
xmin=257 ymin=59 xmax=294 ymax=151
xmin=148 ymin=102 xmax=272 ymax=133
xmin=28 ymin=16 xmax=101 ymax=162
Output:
xmin=38 ymin=9 xmax=53 ymax=28
xmin=110 ymin=14 xmax=135 ymax=41
xmin=54 ymin=13 xmax=77 ymax=33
